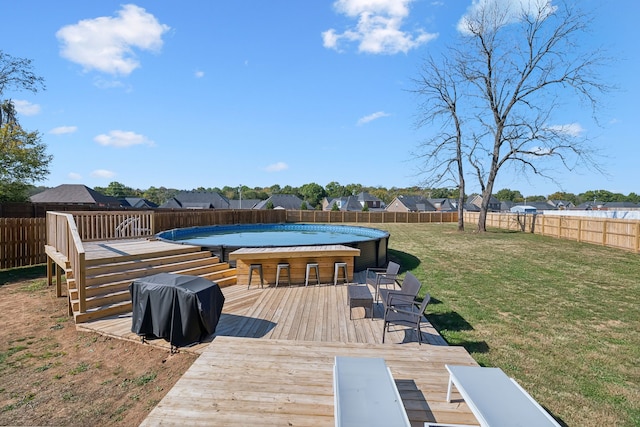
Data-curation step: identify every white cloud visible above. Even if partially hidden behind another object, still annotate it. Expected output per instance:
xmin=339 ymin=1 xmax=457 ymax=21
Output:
xmin=323 ymin=0 xmax=437 ymax=54
xmin=94 ymin=130 xmax=155 ymax=148
xmin=457 ymin=0 xmax=556 ymax=34
xmin=12 ymin=99 xmax=41 ymax=116
xmin=50 ymin=126 xmax=78 ymax=135
xmin=90 ymin=169 xmax=116 ymax=179
xmin=357 ymin=111 xmax=390 ymax=125
xmin=195 ymin=70 xmax=205 ymax=78
xmin=547 ymin=123 xmax=585 ymax=137
xmin=68 ymin=172 xmax=82 ymax=180
xmin=56 ymin=4 xmax=170 ymax=76
xmin=265 ymin=162 xmax=289 ymax=172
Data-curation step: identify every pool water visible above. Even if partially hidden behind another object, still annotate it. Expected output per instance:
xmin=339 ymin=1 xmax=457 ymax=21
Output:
xmin=159 ymin=223 xmax=387 ymax=247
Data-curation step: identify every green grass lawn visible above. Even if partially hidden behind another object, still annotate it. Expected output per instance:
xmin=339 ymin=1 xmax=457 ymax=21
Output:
xmin=377 ymin=223 xmax=640 ymax=427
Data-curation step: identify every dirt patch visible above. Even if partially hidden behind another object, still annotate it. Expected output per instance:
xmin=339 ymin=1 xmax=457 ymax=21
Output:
xmin=0 ymin=276 xmax=197 ymax=426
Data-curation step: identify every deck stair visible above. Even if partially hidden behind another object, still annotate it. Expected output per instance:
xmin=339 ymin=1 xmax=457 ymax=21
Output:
xmin=69 ymin=247 xmax=236 ymax=323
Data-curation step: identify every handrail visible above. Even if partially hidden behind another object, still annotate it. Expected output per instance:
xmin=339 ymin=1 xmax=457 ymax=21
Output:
xmin=46 ymin=212 xmax=87 ymax=313
xmin=71 ymin=210 xmax=154 ymax=241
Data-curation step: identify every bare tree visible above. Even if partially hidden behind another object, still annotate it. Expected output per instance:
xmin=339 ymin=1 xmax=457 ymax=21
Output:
xmin=412 ymin=55 xmax=466 ymax=231
xmin=415 ymin=1 xmax=609 ymax=232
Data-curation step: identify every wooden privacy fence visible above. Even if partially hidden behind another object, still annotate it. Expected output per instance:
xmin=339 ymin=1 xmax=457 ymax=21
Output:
xmin=0 ymin=218 xmax=47 ymax=269
xmin=465 ymin=212 xmax=640 ymax=253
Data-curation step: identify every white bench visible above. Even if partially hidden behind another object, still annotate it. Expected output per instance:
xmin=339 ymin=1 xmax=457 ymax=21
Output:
xmin=334 ymin=356 xmax=411 ymax=427
xmin=444 ymin=365 xmax=561 ymax=427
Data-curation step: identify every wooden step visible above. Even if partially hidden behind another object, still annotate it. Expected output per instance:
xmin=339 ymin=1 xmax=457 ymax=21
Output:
xmin=73 ymin=262 xmax=234 ymax=300
xmin=71 ymin=289 xmax=131 ymax=311
xmin=74 ymin=301 xmax=133 ymax=323
xmin=86 ymin=251 xmax=216 ymax=276
xmin=84 ymin=245 xmax=203 ymax=267
xmin=85 ymin=257 xmax=221 ymax=286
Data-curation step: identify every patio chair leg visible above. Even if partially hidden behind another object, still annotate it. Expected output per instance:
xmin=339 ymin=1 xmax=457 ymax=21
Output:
xmin=382 ymin=321 xmax=386 ymax=343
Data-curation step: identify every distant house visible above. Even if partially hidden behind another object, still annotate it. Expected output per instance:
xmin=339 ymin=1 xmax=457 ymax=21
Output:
xmin=574 ymin=200 xmax=606 ymax=210
xmin=547 ymin=200 xmax=575 ymax=210
xmin=253 ymin=194 xmax=305 ymax=210
xmin=601 ymin=201 xmax=640 ymax=210
xmin=119 ymin=197 xmax=158 ymax=209
xmin=510 ymin=205 xmax=537 ymax=213
xmin=322 ymin=196 xmax=364 ymax=211
xmin=467 ymin=195 xmax=501 ymax=212
xmin=427 ymin=198 xmax=459 ymax=212
xmin=30 ymin=184 xmax=121 ymax=207
xmin=159 ymin=191 xmax=230 ymax=209
xmin=500 ymin=201 xmax=515 ymax=212
xmin=386 ymin=195 xmax=436 ymax=212
xmin=356 ymin=192 xmax=384 ymax=210
xmin=527 ymin=201 xmax=557 ymax=212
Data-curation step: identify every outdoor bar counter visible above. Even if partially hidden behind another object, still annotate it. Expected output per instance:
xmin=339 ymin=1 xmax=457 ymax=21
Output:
xmin=229 ymin=245 xmax=361 ymax=286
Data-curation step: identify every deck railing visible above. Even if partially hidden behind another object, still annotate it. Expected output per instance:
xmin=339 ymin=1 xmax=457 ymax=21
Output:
xmin=73 ymin=211 xmax=154 ymax=241
xmin=46 ymin=212 xmax=87 ymax=312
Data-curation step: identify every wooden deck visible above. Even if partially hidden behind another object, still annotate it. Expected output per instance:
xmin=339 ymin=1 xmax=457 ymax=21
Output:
xmin=75 ymin=239 xmax=479 ymax=426
xmin=77 ymin=282 xmax=447 ymax=353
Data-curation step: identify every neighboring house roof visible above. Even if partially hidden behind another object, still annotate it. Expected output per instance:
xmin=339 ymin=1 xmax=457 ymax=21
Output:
xmin=464 ymin=203 xmax=480 ymax=212
xmin=575 ymin=200 xmax=606 ymax=210
xmin=120 ymin=197 xmax=158 ymax=209
xmin=253 ymin=194 xmax=305 ymax=210
xmin=356 ymin=191 xmax=381 ymax=203
xmin=228 ymin=199 xmax=261 ymax=209
xmin=602 ymin=201 xmax=640 ymax=209
xmin=387 ymin=195 xmax=436 ymax=212
xmin=158 ymin=191 xmax=230 ymax=209
xmin=30 ymin=184 xmax=120 ymax=206
xmin=547 ymin=200 xmax=575 ymax=209
xmin=499 ymin=201 xmax=515 ymax=211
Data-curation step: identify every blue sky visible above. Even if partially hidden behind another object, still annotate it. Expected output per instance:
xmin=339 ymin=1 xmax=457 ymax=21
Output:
xmin=2 ymin=0 xmax=638 ymax=197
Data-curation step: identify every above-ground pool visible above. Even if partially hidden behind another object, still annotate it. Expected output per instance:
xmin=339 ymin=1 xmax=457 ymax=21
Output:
xmin=156 ymin=223 xmax=389 ymax=271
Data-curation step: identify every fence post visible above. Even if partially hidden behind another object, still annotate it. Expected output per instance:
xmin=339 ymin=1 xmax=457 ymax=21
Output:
xmin=602 ymin=220 xmax=607 ymax=246
xmin=635 ymin=222 xmax=640 ymax=253
xmin=577 ymin=217 xmax=582 ymax=242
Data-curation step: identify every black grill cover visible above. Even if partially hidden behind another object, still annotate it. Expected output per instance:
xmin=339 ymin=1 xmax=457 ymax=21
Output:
xmin=129 ymin=273 xmax=225 ymax=347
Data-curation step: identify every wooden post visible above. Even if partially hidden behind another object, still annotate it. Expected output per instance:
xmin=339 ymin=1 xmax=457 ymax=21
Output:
xmin=47 ymin=255 xmax=53 ymax=287
xmin=635 ymin=222 xmax=640 ymax=253
xmin=602 ymin=220 xmax=607 ymax=246
xmin=56 ymin=263 xmax=62 ymax=298
xmin=577 ymin=218 xmax=582 ymax=242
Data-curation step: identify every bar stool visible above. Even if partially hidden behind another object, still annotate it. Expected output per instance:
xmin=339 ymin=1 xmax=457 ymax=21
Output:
xmin=275 ymin=263 xmax=290 ymax=287
xmin=334 ymin=262 xmax=348 ymax=286
xmin=247 ymin=264 xmax=263 ymax=289
xmin=305 ymin=262 xmax=320 ymax=286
